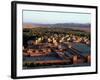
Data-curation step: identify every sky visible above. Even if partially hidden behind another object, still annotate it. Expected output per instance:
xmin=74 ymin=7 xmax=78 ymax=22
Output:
xmin=23 ymin=10 xmax=91 ymax=24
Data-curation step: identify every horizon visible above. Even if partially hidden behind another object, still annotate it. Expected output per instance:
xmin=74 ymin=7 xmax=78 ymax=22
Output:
xmin=23 ymin=22 xmax=91 ymax=25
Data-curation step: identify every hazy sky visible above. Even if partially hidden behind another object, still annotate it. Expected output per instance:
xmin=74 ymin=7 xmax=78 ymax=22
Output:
xmin=23 ymin=10 xmax=91 ymax=24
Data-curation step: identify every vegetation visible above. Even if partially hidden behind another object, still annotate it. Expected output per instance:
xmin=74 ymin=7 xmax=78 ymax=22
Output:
xmin=23 ymin=27 xmax=90 ymax=47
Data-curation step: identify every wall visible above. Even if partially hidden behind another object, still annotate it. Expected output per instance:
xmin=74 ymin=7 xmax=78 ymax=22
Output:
xmin=0 ymin=0 xmax=99 ymax=80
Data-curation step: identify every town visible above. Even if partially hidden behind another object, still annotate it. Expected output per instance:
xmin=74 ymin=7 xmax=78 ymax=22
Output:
xmin=23 ymin=27 xmax=91 ymax=69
